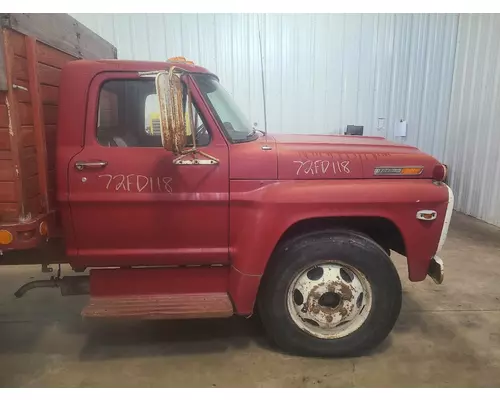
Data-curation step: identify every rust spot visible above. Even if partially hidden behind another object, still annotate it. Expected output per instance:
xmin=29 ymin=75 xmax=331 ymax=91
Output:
xmin=310 ymin=284 xmax=322 ymax=300
xmin=339 ymin=306 xmax=349 ymax=317
xmin=306 ymin=281 xmax=353 ymax=317
xmin=328 ymin=281 xmax=353 ymax=301
xmin=304 ymin=280 xmax=357 ymax=327
xmin=5 ymin=98 xmax=14 ymax=137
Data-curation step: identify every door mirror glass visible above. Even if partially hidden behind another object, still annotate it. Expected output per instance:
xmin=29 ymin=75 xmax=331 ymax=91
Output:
xmin=155 ymin=69 xmax=189 ymax=154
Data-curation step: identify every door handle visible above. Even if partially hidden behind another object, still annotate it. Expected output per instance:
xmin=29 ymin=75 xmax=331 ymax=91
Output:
xmin=74 ymin=161 xmax=108 ymax=171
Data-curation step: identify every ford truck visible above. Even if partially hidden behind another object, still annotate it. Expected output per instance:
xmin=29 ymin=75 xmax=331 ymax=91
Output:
xmin=0 ymin=13 xmax=453 ymax=357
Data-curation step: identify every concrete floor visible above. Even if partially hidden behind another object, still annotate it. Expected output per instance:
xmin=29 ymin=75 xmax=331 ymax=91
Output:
xmin=0 ymin=212 xmax=499 ymax=387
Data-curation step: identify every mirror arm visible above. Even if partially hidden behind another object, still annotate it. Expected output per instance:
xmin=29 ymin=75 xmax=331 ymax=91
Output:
xmin=186 ymin=88 xmax=197 ymax=152
xmin=173 ymin=149 xmax=219 ymax=165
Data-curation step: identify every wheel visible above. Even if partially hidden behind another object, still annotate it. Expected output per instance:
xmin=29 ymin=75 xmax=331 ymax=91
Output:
xmin=257 ymin=229 xmax=402 ymax=357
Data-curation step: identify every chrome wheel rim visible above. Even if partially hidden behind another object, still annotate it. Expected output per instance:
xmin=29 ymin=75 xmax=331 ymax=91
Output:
xmin=287 ymin=262 xmax=373 ymax=339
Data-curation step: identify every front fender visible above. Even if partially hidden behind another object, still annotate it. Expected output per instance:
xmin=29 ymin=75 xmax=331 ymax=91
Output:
xmin=228 ymin=179 xmax=449 ymax=314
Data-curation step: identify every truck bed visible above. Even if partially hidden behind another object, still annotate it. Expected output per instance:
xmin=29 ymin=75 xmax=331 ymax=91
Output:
xmin=0 ymin=14 xmax=116 ymax=251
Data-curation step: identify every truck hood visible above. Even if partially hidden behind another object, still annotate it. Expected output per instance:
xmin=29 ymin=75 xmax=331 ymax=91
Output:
xmin=271 ymin=134 xmax=440 ymax=180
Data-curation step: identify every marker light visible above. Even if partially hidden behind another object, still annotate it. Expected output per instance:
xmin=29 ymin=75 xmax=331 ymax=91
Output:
xmin=432 ymin=164 xmax=447 ymax=182
xmin=167 ymin=56 xmax=194 ymax=65
xmin=39 ymin=221 xmax=48 ymax=236
xmin=0 ymin=230 xmax=13 ymax=245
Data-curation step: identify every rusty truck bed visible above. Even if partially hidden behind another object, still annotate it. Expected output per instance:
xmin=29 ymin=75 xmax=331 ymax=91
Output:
xmin=0 ymin=13 xmax=116 ymax=251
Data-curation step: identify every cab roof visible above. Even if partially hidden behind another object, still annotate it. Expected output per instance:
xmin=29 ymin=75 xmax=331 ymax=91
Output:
xmin=63 ymin=58 xmax=216 ymax=77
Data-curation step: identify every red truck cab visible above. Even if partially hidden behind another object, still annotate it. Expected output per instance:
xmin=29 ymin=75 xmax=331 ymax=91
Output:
xmin=1 ymin=15 xmax=453 ymax=357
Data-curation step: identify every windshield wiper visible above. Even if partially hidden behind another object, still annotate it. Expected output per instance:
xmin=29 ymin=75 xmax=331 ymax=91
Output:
xmin=232 ymin=128 xmax=262 ymax=143
xmin=246 ymin=126 xmax=266 ymax=138
xmin=246 ymin=130 xmax=258 ymax=139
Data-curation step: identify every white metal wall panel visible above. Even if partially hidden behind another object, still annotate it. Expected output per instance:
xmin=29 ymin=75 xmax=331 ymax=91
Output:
xmin=73 ymin=13 xmax=458 ymax=158
xmin=444 ymin=14 xmax=500 ymax=226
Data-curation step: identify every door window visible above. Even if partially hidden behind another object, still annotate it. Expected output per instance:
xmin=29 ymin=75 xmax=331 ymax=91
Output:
xmin=96 ymin=79 xmax=210 ymax=148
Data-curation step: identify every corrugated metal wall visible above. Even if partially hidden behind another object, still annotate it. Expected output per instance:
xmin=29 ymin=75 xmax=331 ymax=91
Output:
xmin=444 ymin=14 xmax=500 ymax=226
xmin=73 ymin=13 xmax=459 ymax=161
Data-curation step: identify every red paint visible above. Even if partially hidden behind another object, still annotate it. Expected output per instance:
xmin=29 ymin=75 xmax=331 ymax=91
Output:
xmin=229 ymin=179 xmax=447 ymax=275
xmin=89 ymin=267 xmax=229 ymax=297
xmin=64 ymin=71 xmax=229 ymax=268
xmin=5 ymin=56 xmax=451 ymax=318
xmin=228 ymin=265 xmax=262 ymax=315
xmin=229 ymin=136 xmax=277 ymax=180
xmin=274 ymin=134 xmax=439 ymax=180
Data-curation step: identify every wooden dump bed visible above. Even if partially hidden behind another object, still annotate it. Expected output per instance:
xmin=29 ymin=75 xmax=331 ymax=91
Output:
xmin=0 ymin=14 xmax=116 ymax=250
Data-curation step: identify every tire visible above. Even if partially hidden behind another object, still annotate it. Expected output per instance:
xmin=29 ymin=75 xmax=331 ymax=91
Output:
xmin=257 ymin=229 xmax=402 ymax=357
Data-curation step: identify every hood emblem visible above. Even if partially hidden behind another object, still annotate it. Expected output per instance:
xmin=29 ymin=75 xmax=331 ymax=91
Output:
xmin=374 ymin=166 xmax=423 ymax=176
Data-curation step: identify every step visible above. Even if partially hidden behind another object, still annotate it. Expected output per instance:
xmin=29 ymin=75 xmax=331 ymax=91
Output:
xmin=82 ymin=292 xmax=234 ymax=320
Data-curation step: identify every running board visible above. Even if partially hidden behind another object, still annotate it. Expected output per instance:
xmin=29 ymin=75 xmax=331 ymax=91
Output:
xmin=82 ymin=293 xmax=234 ymax=320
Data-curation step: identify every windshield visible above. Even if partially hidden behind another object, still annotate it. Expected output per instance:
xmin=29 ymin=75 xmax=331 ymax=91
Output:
xmin=194 ymin=74 xmax=255 ymax=143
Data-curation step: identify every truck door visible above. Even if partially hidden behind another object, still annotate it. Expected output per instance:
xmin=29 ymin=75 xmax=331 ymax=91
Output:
xmin=67 ymin=72 xmax=229 ymax=267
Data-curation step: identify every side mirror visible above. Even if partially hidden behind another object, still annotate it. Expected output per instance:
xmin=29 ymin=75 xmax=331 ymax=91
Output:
xmin=152 ymin=67 xmax=218 ymax=166
xmin=155 ymin=68 xmax=189 ymax=154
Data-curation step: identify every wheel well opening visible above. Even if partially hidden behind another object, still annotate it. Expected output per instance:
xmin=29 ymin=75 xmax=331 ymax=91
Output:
xmin=276 ymin=217 xmax=406 ymax=256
